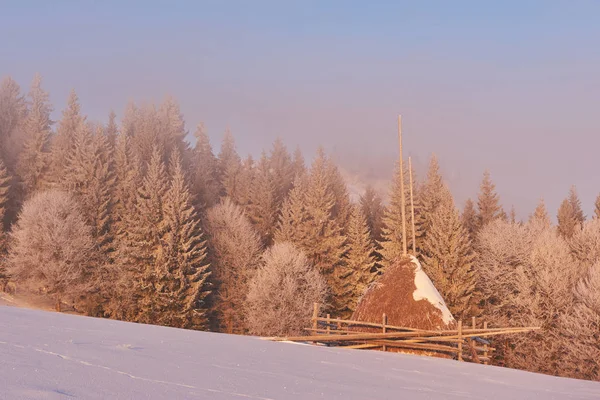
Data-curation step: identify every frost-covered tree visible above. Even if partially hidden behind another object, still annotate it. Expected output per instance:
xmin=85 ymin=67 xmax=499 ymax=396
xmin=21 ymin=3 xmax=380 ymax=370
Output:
xmin=205 ymin=198 xmax=262 ymax=333
xmin=594 ymin=194 xmax=600 ymax=220
xmin=569 ymin=218 xmax=600 ymax=270
xmin=217 ymin=129 xmax=241 ymax=196
xmin=292 ymin=146 xmax=306 ymax=178
xmin=529 ymin=198 xmax=551 ymax=227
xmin=476 ymin=170 xmax=504 ymax=229
xmin=157 ymin=150 xmax=211 ymax=329
xmin=191 ymin=123 xmax=221 ymax=210
xmin=421 ymin=186 xmax=476 ymax=319
xmin=247 ymin=153 xmax=278 ymax=244
xmin=105 ymin=110 xmax=118 ymax=150
xmin=269 ymin=137 xmax=295 ymax=204
xmin=50 ymin=90 xmax=85 ymax=183
xmin=7 ymin=190 xmax=95 ymax=311
xmin=557 ymin=186 xmax=585 ymax=239
xmin=18 ymin=74 xmax=53 ymax=195
xmin=344 ymin=205 xmax=377 ymax=316
xmin=359 ymin=185 xmax=385 ymax=245
xmin=245 ymin=242 xmax=327 ymax=337
xmin=0 ymin=77 xmax=27 ymax=171
xmin=275 ymin=152 xmax=348 ymax=314
xmin=461 ymin=198 xmax=477 ymax=238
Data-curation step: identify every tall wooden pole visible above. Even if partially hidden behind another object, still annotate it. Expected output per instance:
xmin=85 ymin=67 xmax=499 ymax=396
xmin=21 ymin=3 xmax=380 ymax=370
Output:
xmin=398 ymin=115 xmax=407 ymax=256
xmin=409 ymin=156 xmax=416 ymax=255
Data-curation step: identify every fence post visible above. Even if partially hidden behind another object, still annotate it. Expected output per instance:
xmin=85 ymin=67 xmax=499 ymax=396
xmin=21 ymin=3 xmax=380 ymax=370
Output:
xmin=457 ymin=320 xmax=463 ymax=361
xmin=382 ymin=313 xmax=387 ymax=352
xmin=326 ymin=314 xmax=331 ymax=335
xmin=483 ymin=321 xmax=489 ymax=365
xmin=312 ymin=303 xmax=319 ymax=343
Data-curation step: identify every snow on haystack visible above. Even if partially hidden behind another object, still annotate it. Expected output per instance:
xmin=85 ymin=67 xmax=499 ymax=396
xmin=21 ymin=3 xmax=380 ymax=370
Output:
xmin=352 ymin=256 xmax=455 ymax=331
xmin=410 ymin=255 xmax=454 ymax=325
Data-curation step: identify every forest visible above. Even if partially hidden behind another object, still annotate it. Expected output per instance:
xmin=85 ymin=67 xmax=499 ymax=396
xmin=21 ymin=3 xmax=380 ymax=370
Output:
xmin=0 ymin=74 xmax=598 ymax=381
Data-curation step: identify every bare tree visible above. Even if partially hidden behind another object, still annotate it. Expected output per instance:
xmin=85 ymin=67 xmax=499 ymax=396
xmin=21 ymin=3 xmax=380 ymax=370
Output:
xmin=245 ymin=242 xmax=327 ymax=337
xmin=7 ymin=190 xmax=95 ymax=310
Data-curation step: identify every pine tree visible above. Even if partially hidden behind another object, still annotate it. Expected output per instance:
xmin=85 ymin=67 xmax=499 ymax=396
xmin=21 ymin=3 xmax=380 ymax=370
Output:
xmin=50 ymin=89 xmax=85 ymax=183
xmin=557 ymin=187 xmax=585 ymax=239
xmin=421 ymin=186 xmax=477 ymax=319
xmin=18 ymin=74 xmax=53 ymax=195
xmin=510 ymin=206 xmax=517 ymax=224
xmin=119 ymin=146 xmax=169 ymax=323
xmin=0 ymin=76 xmax=27 ymax=171
xmin=0 ymin=159 xmax=11 ymax=251
xmin=379 ymin=161 xmax=420 ymax=266
xmin=476 ymin=170 xmax=504 ymax=229
xmin=359 ymin=185 xmax=385 ymax=244
xmin=232 ymin=155 xmax=254 ymax=208
xmin=529 ymin=198 xmax=551 ymax=227
xmin=191 ymin=123 xmax=221 ymax=210
xmin=218 ymin=129 xmax=242 ymax=199
xmin=461 ymin=198 xmax=478 ymax=238
xmin=61 ymin=124 xmax=115 ymax=254
xmin=275 ymin=154 xmax=348 ymax=314
xmin=105 ymin=110 xmax=118 ymax=150
xmin=157 ymin=150 xmax=211 ymax=329
xmin=247 ymin=153 xmax=278 ymax=244
xmin=269 ymin=137 xmax=295 ymax=204
xmin=595 ymin=194 xmax=600 ymax=220
xmin=292 ymin=146 xmax=306 ymax=178
xmin=344 ymin=205 xmax=377 ymax=316
xmin=568 ymin=185 xmax=585 ymax=224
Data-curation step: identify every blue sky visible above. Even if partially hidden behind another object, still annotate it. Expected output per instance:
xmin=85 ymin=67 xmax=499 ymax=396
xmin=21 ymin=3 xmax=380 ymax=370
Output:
xmin=2 ymin=1 xmax=600 ymax=218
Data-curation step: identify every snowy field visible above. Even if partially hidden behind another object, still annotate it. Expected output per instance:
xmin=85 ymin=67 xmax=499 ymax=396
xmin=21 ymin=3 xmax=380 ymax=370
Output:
xmin=1 ymin=306 xmax=599 ymax=399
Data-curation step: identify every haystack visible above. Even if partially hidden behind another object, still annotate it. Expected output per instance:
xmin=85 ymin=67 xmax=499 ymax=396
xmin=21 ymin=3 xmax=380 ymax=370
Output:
xmin=352 ymin=256 xmax=455 ymax=331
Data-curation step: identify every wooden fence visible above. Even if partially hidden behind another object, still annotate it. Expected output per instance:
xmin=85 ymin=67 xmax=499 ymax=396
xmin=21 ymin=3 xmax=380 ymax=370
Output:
xmin=271 ymin=303 xmax=540 ymax=365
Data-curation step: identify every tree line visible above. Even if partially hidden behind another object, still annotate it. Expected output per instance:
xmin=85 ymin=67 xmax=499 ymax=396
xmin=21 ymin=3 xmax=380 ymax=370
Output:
xmin=0 ymin=75 xmax=598 ymax=381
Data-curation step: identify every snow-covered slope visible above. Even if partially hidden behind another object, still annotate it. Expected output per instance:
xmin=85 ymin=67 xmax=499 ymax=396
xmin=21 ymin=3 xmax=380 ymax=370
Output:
xmin=1 ymin=306 xmax=599 ymax=399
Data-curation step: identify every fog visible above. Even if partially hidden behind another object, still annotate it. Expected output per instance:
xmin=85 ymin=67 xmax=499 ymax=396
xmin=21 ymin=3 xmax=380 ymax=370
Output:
xmin=3 ymin=1 xmax=599 ymax=218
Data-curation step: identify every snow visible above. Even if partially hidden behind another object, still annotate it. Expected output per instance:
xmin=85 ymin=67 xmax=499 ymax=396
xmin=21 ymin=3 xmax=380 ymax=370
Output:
xmin=1 ymin=306 xmax=599 ymax=399
xmin=410 ymin=255 xmax=455 ymax=325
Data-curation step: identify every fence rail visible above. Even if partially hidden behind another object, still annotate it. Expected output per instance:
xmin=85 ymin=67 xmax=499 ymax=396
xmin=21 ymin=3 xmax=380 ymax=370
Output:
xmin=271 ymin=303 xmax=539 ymax=365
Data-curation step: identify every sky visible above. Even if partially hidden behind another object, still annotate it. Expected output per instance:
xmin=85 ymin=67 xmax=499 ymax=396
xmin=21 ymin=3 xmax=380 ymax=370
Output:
xmin=1 ymin=0 xmax=599 ymax=219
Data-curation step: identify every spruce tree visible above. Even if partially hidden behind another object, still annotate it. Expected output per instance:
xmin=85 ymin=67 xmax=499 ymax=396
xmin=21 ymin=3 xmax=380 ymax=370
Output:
xmin=461 ymin=198 xmax=478 ymax=238
xmin=0 ymin=76 xmax=27 ymax=171
xmin=326 ymin=155 xmax=352 ymax=232
xmin=568 ymin=185 xmax=585 ymax=224
xmin=232 ymin=155 xmax=254 ymax=208
xmin=557 ymin=187 xmax=585 ymax=239
xmin=476 ymin=170 xmax=504 ymax=229
xmin=379 ymin=161 xmax=420 ymax=266
xmin=218 ymin=129 xmax=242 ymax=199
xmin=18 ymin=74 xmax=53 ymax=196
xmin=158 ymin=150 xmax=211 ymax=329
xmin=292 ymin=146 xmax=306 ymax=178
xmin=529 ymin=198 xmax=551 ymax=227
xmin=269 ymin=137 xmax=295 ymax=204
xmin=421 ymin=186 xmax=477 ymax=319
xmin=275 ymin=153 xmax=348 ymax=314
xmin=119 ymin=146 xmax=169 ymax=323
xmin=510 ymin=206 xmax=517 ymax=224
xmin=595 ymin=194 xmax=600 ymax=220
xmin=359 ymin=185 xmax=385 ymax=244
xmin=344 ymin=205 xmax=377 ymax=316
xmin=50 ymin=89 xmax=85 ymax=183
xmin=191 ymin=123 xmax=221 ymax=210
xmin=62 ymin=124 xmax=115 ymax=255
xmin=112 ymin=133 xmax=141 ymax=238
xmin=0 ymin=159 xmax=11 ymax=252
xmin=106 ymin=110 xmax=118 ymax=150
xmin=247 ymin=152 xmax=278 ymax=244
xmin=158 ymin=96 xmax=188 ymax=159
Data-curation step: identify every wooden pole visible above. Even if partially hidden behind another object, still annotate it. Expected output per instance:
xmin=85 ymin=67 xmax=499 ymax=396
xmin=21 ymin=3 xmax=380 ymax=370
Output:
xmin=326 ymin=314 xmax=331 ymax=335
xmin=382 ymin=313 xmax=387 ymax=352
xmin=408 ymin=156 xmax=416 ymax=255
xmin=398 ymin=115 xmax=407 ymax=256
xmin=312 ymin=303 xmax=319 ymax=344
xmin=483 ymin=321 xmax=489 ymax=365
xmin=457 ymin=320 xmax=463 ymax=361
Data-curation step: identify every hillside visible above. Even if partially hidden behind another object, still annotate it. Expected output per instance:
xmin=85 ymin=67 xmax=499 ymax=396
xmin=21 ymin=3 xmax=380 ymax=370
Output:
xmin=1 ymin=305 xmax=599 ymax=399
